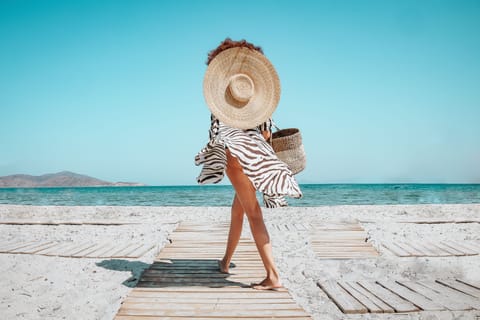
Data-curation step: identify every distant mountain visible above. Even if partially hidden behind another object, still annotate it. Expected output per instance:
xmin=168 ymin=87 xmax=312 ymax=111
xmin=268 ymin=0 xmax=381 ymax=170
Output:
xmin=0 ymin=171 xmax=145 ymax=188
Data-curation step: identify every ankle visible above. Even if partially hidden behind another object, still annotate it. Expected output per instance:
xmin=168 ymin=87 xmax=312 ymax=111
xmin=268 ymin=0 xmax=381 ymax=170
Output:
xmin=267 ymin=270 xmax=280 ymax=281
xmin=221 ymin=256 xmax=230 ymax=266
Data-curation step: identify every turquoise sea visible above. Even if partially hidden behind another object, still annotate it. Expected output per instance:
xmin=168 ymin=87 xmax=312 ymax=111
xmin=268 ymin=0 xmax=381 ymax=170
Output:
xmin=0 ymin=184 xmax=479 ymax=206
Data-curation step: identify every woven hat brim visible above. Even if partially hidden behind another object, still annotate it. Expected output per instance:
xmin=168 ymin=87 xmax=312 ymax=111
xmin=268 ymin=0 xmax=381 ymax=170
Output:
xmin=203 ymin=47 xmax=280 ymax=129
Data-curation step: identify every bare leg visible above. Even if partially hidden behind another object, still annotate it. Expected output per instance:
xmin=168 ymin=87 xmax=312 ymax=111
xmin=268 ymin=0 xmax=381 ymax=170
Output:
xmin=225 ymin=150 xmax=281 ymax=289
xmin=219 ymin=194 xmax=244 ymax=273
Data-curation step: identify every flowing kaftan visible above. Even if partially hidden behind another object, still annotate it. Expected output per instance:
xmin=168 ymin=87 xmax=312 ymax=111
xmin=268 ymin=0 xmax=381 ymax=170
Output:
xmin=195 ymin=114 xmax=302 ymax=208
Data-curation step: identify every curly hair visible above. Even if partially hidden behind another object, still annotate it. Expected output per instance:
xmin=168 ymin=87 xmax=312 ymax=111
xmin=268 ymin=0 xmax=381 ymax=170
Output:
xmin=206 ymin=38 xmax=263 ymax=65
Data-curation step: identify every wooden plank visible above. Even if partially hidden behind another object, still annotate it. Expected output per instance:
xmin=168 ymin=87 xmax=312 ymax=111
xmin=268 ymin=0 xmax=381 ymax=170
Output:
xmin=29 ymin=242 xmax=61 ymax=254
xmin=451 ymin=241 xmax=480 ymax=253
xmin=70 ymin=243 xmax=105 ymax=257
xmin=58 ymin=242 xmax=95 ymax=256
xmin=0 ymin=240 xmax=38 ymax=251
xmin=436 ymin=279 xmax=480 ymax=299
xmin=418 ymin=281 xmax=480 ymax=309
xmin=382 ymin=243 xmax=410 ymax=257
xmin=130 ymin=290 xmax=292 ymax=298
xmin=126 ymin=244 xmax=155 ymax=257
xmin=142 ymin=271 xmax=265 ymax=278
xmin=317 ymin=280 xmax=368 ymax=314
xmin=311 ymin=246 xmax=377 ymax=252
xmin=115 ymin=317 xmax=312 ymax=320
xmin=124 ymin=296 xmax=293 ymax=303
xmin=35 ymin=242 xmax=74 ymax=255
xmin=398 ymin=241 xmax=431 ymax=256
xmin=0 ymin=220 xmax=144 ymax=225
xmin=337 ymin=281 xmax=384 ymax=313
xmin=393 ymin=242 xmax=424 ymax=256
xmin=122 ymin=301 xmax=300 ymax=310
xmin=399 ymin=281 xmax=472 ymax=310
xmin=110 ymin=243 xmax=143 ymax=257
xmin=84 ymin=243 xmax=119 ymax=257
xmin=69 ymin=243 xmax=100 ymax=257
xmin=56 ymin=241 xmax=93 ymax=256
xmin=357 ymin=281 xmax=419 ymax=312
xmin=422 ymin=239 xmax=458 ymax=257
xmin=412 ymin=242 xmax=449 ymax=256
xmin=10 ymin=241 xmax=55 ymax=253
xmin=117 ymin=308 xmax=309 ymax=317
xmin=457 ymin=279 xmax=480 ymax=291
xmin=117 ymin=243 xmax=146 ymax=257
xmin=339 ymin=281 xmax=394 ymax=313
xmin=377 ymin=281 xmax=445 ymax=311
xmin=427 ymin=241 xmax=466 ymax=256
xmin=440 ymin=241 xmax=478 ymax=255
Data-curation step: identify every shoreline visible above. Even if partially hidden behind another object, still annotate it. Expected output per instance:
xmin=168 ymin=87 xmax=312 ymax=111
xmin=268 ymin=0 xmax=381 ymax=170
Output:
xmin=1 ymin=204 xmax=479 ymax=319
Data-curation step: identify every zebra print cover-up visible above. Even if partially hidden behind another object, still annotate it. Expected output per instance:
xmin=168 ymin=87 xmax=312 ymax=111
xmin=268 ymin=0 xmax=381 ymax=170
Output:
xmin=195 ymin=114 xmax=302 ymax=208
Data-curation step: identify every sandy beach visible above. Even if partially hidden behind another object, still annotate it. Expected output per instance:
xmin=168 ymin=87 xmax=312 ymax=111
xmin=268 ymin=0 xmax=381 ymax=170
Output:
xmin=0 ymin=204 xmax=479 ymax=320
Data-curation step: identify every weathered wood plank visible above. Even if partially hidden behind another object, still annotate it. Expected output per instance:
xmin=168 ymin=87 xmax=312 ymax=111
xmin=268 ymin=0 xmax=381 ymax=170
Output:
xmin=0 ymin=240 xmax=38 ymax=251
xmin=337 ymin=281 xmax=385 ymax=313
xmin=357 ymin=281 xmax=419 ymax=312
xmin=0 ymin=220 xmax=148 ymax=225
xmin=427 ymin=241 xmax=466 ymax=256
xmin=436 ymin=279 xmax=480 ymax=299
xmin=382 ymin=243 xmax=410 ymax=257
xmin=117 ymin=308 xmax=309 ymax=317
xmin=439 ymin=241 xmax=478 ymax=255
xmin=115 ymin=315 xmax=312 ymax=320
xmin=57 ymin=242 xmax=95 ymax=256
xmin=122 ymin=301 xmax=300 ymax=310
xmin=317 ymin=280 xmax=368 ymax=314
xmin=67 ymin=243 xmax=99 ymax=256
xmin=57 ymin=241 xmax=94 ymax=256
xmin=393 ymin=242 xmax=423 ymax=256
xmin=9 ymin=241 xmax=55 ymax=253
xmin=29 ymin=242 xmax=61 ymax=254
xmin=450 ymin=241 xmax=480 ymax=253
xmin=35 ymin=242 xmax=74 ymax=255
xmin=457 ymin=279 xmax=480 ymax=291
xmin=124 ymin=296 xmax=293 ymax=303
xmin=377 ymin=281 xmax=444 ymax=311
xmin=399 ymin=281 xmax=472 ymax=310
xmin=130 ymin=289 xmax=292 ymax=298
xmin=339 ymin=281 xmax=394 ymax=313
xmin=418 ymin=281 xmax=480 ymax=309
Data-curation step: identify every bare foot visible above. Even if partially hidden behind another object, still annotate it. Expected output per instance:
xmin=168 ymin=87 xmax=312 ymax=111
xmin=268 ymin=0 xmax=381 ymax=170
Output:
xmin=218 ymin=259 xmax=229 ymax=274
xmin=251 ymin=277 xmax=284 ymax=291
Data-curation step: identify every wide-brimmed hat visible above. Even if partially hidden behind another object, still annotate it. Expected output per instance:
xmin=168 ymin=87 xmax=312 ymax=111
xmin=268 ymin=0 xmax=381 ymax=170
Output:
xmin=203 ymin=47 xmax=280 ymax=129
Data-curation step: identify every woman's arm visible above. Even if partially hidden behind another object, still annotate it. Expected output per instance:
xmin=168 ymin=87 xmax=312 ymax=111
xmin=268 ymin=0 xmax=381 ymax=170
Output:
xmin=262 ymin=130 xmax=271 ymax=142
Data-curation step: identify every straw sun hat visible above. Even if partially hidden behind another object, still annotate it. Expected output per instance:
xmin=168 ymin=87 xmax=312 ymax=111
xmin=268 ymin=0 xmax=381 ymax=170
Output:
xmin=203 ymin=47 xmax=280 ymax=129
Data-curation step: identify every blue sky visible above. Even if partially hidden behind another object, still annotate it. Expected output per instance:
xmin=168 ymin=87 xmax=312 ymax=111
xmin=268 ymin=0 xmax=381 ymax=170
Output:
xmin=1 ymin=0 xmax=479 ymax=185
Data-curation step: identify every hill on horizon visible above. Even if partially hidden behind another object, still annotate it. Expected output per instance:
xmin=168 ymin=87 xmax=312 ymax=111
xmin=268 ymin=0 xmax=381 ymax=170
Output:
xmin=0 ymin=171 xmax=144 ymax=188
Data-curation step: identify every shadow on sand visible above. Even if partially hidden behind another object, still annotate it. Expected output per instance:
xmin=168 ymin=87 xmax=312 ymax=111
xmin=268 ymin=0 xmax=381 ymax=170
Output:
xmin=96 ymin=258 xmax=244 ymax=288
xmin=96 ymin=259 xmax=151 ymax=287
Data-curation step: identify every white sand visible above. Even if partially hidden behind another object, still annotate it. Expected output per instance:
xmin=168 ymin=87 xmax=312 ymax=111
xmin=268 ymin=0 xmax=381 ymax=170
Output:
xmin=0 ymin=204 xmax=479 ymax=320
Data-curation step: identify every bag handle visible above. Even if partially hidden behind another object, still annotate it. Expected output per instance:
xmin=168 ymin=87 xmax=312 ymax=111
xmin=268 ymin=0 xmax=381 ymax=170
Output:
xmin=268 ymin=119 xmax=281 ymax=145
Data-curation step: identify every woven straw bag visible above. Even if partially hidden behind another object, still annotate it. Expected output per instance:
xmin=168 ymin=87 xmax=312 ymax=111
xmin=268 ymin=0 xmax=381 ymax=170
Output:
xmin=271 ymin=127 xmax=306 ymax=174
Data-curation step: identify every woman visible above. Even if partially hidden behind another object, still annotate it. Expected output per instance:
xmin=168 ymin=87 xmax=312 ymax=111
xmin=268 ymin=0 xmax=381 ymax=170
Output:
xmin=195 ymin=38 xmax=302 ymax=290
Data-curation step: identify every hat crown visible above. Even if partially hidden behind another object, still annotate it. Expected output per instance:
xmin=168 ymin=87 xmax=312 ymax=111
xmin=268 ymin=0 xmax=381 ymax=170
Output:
xmin=228 ymin=73 xmax=254 ymax=104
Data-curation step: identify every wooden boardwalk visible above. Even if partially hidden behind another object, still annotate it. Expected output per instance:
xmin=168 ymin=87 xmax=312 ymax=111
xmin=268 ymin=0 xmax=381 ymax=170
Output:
xmin=309 ymin=223 xmax=379 ymax=259
xmin=318 ymin=279 xmax=480 ymax=314
xmin=0 ymin=240 xmax=155 ymax=258
xmin=114 ymin=222 xmax=311 ymax=319
xmin=383 ymin=240 xmax=480 ymax=257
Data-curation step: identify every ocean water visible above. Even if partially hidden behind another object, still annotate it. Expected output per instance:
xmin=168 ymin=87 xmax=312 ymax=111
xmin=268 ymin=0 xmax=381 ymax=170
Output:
xmin=0 ymin=184 xmax=479 ymax=206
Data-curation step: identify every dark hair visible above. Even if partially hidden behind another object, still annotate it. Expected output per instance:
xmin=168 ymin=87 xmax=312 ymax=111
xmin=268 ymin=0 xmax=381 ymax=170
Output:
xmin=206 ymin=38 xmax=263 ymax=65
